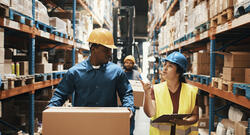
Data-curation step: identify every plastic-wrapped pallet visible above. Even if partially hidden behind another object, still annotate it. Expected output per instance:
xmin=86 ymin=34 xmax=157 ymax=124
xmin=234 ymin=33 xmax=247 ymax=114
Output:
xmin=75 ymin=25 xmax=84 ymax=41
xmin=50 ymin=17 xmax=67 ymax=34
xmin=23 ymin=0 xmax=32 ymax=17
xmin=187 ymin=1 xmax=195 ymax=34
xmin=10 ymin=0 xmax=24 ymax=13
xmin=35 ymin=0 xmax=49 ymax=25
xmin=210 ymin=0 xmax=218 ymax=18
xmin=62 ymin=19 xmax=72 ymax=36
xmin=194 ymin=1 xmax=208 ymax=27
xmin=0 ymin=0 xmax=10 ymax=6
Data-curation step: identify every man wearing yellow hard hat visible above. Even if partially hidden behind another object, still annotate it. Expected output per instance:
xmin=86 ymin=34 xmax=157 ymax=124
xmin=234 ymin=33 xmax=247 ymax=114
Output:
xmin=48 ymin=28 xmax=135 ymax=135
xmin=124 ymin=55 xmax=142 ymax=80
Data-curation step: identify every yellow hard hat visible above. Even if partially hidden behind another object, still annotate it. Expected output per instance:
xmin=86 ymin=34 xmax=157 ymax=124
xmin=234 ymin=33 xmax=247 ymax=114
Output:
xmin=87 ymin=28 xmax=117 ymax=49
xmin=124 ymin=55 xmax=135 ymax=64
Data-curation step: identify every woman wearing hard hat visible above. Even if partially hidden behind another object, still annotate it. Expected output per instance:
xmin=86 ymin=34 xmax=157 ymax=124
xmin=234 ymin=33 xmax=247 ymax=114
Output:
xmin=140 ymin=51 xmax=199 ymax=135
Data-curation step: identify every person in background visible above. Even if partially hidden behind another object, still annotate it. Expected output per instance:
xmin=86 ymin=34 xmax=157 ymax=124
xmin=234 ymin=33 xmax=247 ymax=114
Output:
xmin=140 ymin=51 xmax=199 ymax=135
xmin=48 ymin=28 xmax=135 ymax=135
xmin=123 ymin=55 xmax=142 ymax=80
xmin=123 ymin=55 xmax=142 ymax=135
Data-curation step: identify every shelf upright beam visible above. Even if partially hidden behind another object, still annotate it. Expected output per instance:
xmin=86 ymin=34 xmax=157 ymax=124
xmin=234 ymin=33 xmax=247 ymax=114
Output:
xmin=29 ymin=1 xmax=36 ymax=134
xmin=209 ymin=94 xmax=215 ymax=134
xmin=209 ymin=32 xmax=216 ymax=134
xmin=71 ymin=0 xmax=77 ymax=106
xmin=72 ymin=0 xmax=76 ymax=67
xmin=210 ymin=35 xmax=216 ymax=80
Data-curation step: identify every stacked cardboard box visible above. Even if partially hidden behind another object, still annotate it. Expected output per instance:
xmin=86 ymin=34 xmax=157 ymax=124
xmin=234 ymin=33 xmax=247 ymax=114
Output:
xmin=192 ymin=52 xmax=210 ymax=75
xmin=50 ymin=17 xmax=67 ymax=34
xmin=223 ymin=52 xmax=250 ymax=82
xmin=35 ymin=51 xmax=52 ymax=73
xmin=42 ymin=107 xmax=130 ymax=135
xmin=245 ymin=68 xmax=250 ymax=83
xmin=129 ymin=80 xmax=144 ymax=107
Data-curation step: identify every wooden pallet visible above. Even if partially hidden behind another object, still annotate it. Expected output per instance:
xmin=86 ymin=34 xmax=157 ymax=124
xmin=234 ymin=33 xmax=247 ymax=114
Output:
xmin=0 ymin=75 xmax=35 ymax=90
xmin=233 ymin=83 xmax=250 ymax=99
xmin=211 ymin=77 xmax=234 ymax=92
xmin=35 ymin=73 xmax=53 ymax=82
xmin=9 ymin=8 xmax=33 ymax=26
xmin=35 ymin=21 xmax=54 ymax=33
xmin=194 ymin=22 xmax=210 ymax=35
xmin=210 ymin=8 xmax=234 ymax=27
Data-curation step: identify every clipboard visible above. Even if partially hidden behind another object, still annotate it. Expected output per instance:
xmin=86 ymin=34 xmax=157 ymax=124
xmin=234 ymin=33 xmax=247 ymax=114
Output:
xmin=151 ymin=114 xmax=192 ymax=123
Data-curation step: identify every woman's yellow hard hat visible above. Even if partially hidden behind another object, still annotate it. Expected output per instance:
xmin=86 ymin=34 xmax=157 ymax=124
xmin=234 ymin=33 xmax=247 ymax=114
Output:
xmin=87 ymin=28 xmax=117 ymax=49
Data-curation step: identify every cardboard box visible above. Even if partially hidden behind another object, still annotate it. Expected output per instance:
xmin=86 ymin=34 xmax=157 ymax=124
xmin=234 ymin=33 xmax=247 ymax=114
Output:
xmin=36 ymin=51 xmax=48 ymax=64
xmin=0 ymin=0 xmax=10 ymax=6
xmin=221 ymin=119 xmax=235 ymax=129
xmin=235 ymin=121 xmax=248 ymax=135
xmin=129 ymin=80 xmax=144 ymax=107
xmin=245 ymin=68 xmax=250 ymax=83
xmin=223 ymin=67 xmax=245 ymax=82
xmin=19 ymin=61 xmax=29 ymax=75
xmin=0 ymin=48 xmax=4 ymax=64
xmin=118 ymin=80 xmax=144 ymax=107
xmin=224 ymin=52 xmax=250 ymax=68
xmin=192 ymin=63 xmax=210 ymax=75
xmin=42 ymin=107 xmax=130 ymax=135
xmin=35 ymin=63 xmax=52 ymax=73
xmin=193 ymin=52 xmax=210 ymax=64
xmin=198 ymin=116 xmax=209 ymax=128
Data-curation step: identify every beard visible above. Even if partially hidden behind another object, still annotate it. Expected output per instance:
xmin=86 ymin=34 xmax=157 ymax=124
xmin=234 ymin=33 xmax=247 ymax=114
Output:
xmin=124 ymin=66 xmax=133 ymax=71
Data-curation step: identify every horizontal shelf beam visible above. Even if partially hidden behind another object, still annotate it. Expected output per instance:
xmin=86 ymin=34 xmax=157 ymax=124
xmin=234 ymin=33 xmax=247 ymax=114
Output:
xmin=0 ymin=79 xmax=61 ymax=100
xmin=187 ymin=80 xmax=250 ymax=109
xmin=0 ymin=17 xmax=89 ymax=50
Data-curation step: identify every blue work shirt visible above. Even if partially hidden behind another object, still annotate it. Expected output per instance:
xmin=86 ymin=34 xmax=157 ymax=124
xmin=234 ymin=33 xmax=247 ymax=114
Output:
xmin=48 ymin=57 xmax=135 ymax=112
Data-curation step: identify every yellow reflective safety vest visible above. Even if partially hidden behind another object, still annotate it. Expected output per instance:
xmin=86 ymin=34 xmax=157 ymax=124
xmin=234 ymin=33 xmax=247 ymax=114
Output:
xmin=150 ymin=81 xmax=198 ymax=135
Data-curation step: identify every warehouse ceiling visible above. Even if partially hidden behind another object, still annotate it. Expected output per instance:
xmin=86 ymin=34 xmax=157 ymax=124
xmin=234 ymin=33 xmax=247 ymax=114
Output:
xmin=41 ymin=0 xmax=148 ymax=40
xmin=121 ymin=0 xmax=148 ymax=39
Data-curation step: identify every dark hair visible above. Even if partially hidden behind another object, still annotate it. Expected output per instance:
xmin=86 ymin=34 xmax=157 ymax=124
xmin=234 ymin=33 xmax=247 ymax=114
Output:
xmin=176 ymin=64 xmax=186 ymax=83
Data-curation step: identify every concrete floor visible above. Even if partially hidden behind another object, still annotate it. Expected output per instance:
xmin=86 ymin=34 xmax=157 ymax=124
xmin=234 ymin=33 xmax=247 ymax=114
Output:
xmin=133 ymin=107 xmax=150 ymax=135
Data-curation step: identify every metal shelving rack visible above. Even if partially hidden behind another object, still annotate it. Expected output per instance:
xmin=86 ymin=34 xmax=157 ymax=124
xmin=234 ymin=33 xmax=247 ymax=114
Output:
xmin=148 ymin=0 xmax=250 ymax=134
xmin=0 ymin=0 xmax=111 ymax=134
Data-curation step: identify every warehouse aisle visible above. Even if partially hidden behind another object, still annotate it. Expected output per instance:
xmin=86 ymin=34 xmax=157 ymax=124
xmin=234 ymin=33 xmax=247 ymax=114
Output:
xmin=134 ymin=107 xmax=150 ymax=135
